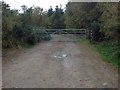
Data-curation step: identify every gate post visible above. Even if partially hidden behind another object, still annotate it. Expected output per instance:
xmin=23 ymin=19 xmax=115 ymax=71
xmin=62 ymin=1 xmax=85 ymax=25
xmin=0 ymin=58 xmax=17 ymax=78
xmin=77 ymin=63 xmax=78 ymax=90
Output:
xmin=90 ymin=29 xmax=93 ymax=42
xmin=85 ymin=29 xmax=87 ymax=39
xmin=85 ymin=29 xmax=89 ymax=39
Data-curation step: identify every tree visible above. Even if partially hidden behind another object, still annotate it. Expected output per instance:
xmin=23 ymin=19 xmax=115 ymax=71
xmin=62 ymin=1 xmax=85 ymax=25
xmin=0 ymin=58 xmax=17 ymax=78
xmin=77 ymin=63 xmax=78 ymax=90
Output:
xmin=2 ymin=2 xmax=22 ymax=48
xmin=48 ymin=5 xmax=65 ymax=29
xmin=98 ymin=3 xmax=119 ymax=41
xmin=47 ymin=6 xmax=53 ymax=17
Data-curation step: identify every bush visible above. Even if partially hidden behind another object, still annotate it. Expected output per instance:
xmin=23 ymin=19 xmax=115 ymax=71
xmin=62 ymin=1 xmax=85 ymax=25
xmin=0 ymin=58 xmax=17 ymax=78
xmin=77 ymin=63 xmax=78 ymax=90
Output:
xmin=12 ymin=25 xmax=24 ymax=41
xmin=3 ymin=24 xmax=52 ymax=48
xmin=36 ymin=29 xmax=51 ymax=41
xmin=20 ymin=26 xmax=51 ymax=44
xmin=90 ymin=21 xmax=105 ymax=42
xmin=26 ymin=33 xmax=37 ymax=45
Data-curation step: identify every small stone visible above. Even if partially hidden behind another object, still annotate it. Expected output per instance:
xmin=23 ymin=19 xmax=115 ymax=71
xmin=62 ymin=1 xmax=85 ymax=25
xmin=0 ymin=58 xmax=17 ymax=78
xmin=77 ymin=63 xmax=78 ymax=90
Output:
xmin=104 ymin=67 xmax=107 ymax=69
xmin=62 ymin=54 xmax=67 ymax=58
xmin=102 ymin=82 xmax=107 ymax=86
xmin=12 ymin=87 xmax=18 ymax=88
xmin=54 ymin=55 xmax=57 ymax=58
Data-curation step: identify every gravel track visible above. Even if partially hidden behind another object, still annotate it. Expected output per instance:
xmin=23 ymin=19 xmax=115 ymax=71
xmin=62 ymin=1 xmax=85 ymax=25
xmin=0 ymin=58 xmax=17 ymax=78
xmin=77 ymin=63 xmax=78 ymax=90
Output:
xmin=3 ymin=35 xmax=118 ymax=88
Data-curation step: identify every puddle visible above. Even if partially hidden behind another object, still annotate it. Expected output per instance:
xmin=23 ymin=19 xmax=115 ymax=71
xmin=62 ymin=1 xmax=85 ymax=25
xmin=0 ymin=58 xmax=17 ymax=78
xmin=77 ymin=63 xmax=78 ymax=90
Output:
xmin=53 ymin=53 xmax=72 ymax=68
xmin=53 ymin=54 xmax=68 ymax=59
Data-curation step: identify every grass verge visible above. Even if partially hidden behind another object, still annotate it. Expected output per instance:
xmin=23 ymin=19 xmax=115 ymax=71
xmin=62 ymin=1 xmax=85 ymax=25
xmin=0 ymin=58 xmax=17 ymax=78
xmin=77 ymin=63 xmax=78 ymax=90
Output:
xmin=93 ymin=42 xmax=120 ymax=68
xmin=78 ymin=38 xmax=120 ymax=68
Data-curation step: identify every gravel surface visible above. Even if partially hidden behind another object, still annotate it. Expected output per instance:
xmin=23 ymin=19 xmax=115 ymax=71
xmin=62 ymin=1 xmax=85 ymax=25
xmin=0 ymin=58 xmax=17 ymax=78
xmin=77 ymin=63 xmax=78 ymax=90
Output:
xmin=2 ymin=35 xmax=118 ymax=88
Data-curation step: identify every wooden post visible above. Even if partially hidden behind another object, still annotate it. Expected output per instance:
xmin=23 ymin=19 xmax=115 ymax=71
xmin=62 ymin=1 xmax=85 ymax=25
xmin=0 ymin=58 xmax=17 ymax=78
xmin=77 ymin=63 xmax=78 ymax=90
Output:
xmin=85 ymin=29 xmax=88 ymax=39
xmin=90 ymin=30 xmax=93 ymax=42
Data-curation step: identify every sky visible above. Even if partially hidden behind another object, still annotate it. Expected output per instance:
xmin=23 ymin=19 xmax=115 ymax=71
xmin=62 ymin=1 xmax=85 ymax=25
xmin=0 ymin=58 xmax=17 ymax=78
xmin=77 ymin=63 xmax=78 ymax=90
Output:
xmin=3 ymin=0 xmax=68 ymax=12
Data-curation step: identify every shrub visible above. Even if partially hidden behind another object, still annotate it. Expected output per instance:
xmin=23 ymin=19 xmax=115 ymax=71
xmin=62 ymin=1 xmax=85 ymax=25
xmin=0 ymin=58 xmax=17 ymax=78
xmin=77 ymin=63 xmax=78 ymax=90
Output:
xmin=90 ymin=21 xmax=105 ymax=42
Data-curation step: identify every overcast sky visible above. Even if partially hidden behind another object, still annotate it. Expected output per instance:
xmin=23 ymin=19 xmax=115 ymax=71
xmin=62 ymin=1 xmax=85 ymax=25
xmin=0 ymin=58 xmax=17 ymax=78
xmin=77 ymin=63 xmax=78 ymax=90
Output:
xmin=3 ymin=0 xmax=68 ymax=11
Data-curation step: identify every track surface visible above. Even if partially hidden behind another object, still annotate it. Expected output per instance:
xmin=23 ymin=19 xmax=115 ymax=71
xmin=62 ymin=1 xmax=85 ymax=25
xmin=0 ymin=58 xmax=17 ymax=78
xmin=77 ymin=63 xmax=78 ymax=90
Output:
xmin=3 ymin=35 xmax=118 ymax=88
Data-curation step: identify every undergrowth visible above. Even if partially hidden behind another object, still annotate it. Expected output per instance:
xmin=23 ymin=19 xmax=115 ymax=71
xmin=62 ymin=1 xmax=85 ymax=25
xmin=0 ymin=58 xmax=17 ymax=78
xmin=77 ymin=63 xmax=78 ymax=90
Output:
xmin=94 ymin=42 xmax=120 ymax=68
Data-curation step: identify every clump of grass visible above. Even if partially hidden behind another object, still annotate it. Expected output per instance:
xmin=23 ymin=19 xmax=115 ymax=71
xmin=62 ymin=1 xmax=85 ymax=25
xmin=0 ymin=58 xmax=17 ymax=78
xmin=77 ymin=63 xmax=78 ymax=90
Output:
xmin=94 ymin=42 xmax=120 ymax=68
xmin=21 ymin=43 xmax=34 ymax=49
xmin=78 ymin=38 xmax=88 ymax=42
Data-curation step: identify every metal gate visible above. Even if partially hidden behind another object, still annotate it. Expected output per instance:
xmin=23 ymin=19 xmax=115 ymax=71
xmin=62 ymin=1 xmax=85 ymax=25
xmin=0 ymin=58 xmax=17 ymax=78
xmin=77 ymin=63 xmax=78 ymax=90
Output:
xmin=45 ymin=29 xmax=90 ymax=42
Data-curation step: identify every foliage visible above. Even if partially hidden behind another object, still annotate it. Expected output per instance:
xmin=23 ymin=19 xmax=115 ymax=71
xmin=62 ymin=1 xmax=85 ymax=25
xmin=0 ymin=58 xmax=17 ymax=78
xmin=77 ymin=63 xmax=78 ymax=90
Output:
xmin=2 ymin=2 xmax=22 ymax=48
xmin=95 ymin=42 xmax=120 ymax=67
xmin=2 ymin=2 xmax=52 ymax=48
xmin=98 ymin=3 xmax=119 ymax=41
xmin=47 ymin=5 xmax=65 ymax=29
xmin=65 ymin=2 xmax=119 ymax=43
xmin=12 ymin=26 xmax=51 ymax=45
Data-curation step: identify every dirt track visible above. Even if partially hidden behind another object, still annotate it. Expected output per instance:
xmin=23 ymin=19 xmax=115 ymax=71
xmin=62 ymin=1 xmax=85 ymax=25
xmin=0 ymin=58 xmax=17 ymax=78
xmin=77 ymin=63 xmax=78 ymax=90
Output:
xmin=3 ymin=35 xmax=118 ymax=88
